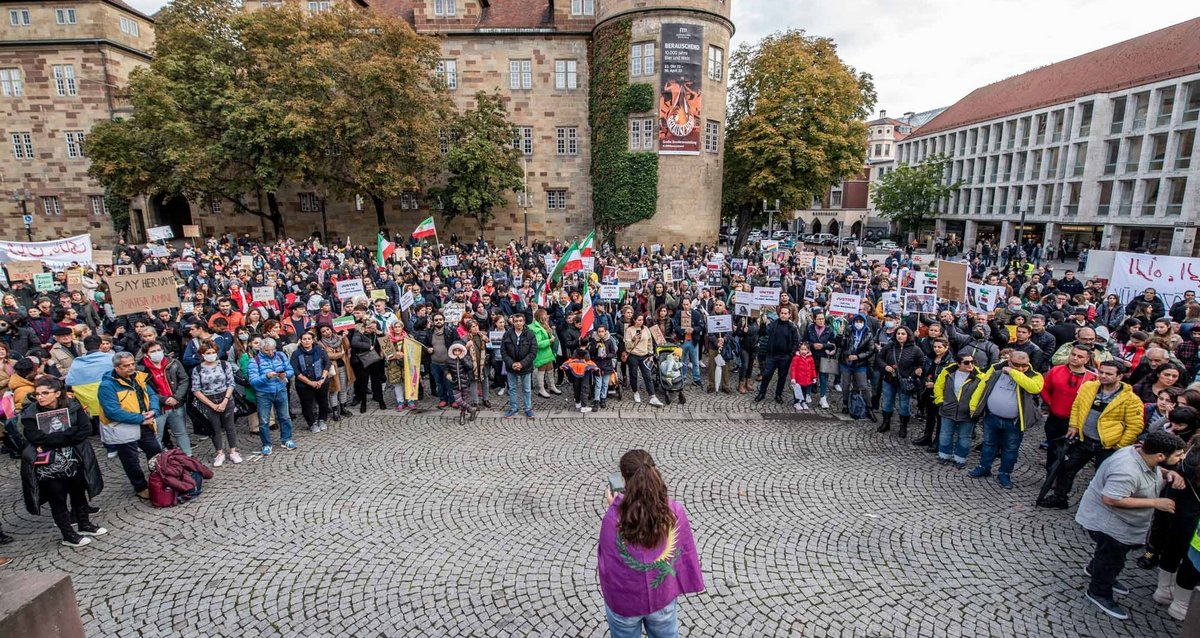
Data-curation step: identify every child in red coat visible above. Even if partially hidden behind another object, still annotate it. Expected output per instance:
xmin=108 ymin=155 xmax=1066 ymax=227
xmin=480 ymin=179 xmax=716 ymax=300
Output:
xmin=789 ymin=343 xmax=817 ymax=410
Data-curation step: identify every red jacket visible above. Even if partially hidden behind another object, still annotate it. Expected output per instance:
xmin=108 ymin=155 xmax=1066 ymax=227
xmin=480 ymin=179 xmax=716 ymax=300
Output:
xmin=789 ymin=353 xmax=817 ymax=387
xmin=1040 ymin=364 xmax=1097 ymax=419
xmin=151 ymin=449 xmax=214 ymax=494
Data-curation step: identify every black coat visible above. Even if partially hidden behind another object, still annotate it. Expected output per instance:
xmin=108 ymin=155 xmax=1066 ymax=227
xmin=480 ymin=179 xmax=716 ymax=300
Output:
xmin=501 ymin=328 xmax=536 ymax=374
xmin=880 ymin=341 xmax=927 ymax=381
xmin=20 ymin=399 xmax=104 ymax=515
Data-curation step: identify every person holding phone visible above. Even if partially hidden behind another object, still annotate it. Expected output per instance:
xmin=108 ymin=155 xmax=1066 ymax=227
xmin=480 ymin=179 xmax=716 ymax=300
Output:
xmin=598 ymin=449 xmax=703 ymax=637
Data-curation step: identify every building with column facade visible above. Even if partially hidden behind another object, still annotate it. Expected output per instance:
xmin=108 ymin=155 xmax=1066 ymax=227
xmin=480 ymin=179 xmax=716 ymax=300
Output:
xmin=896 ymin=17 xmax=1200 ymax=257
xmin=0 ymin=0 xmax=154 ymax=243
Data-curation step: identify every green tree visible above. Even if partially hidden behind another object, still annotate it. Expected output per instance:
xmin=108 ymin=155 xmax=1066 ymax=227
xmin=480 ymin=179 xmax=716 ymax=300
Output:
xmin=723 ymin=30 xmax=876 ymax=251
xmin=870 ymin=154 xmax=960 ymax=239
xmin=431 ymin=91 xmax=523 ymax=228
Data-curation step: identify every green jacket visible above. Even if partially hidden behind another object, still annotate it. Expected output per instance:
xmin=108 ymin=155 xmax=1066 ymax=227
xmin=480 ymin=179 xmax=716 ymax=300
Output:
xmin=529 ymin=321 xmax=555 ymax=368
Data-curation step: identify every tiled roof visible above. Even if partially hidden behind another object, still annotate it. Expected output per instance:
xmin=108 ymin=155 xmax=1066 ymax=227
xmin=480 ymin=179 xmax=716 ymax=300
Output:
xmin=104 ymin=0 xmax=155 ymax=22
xmin=912 ymin=17 xmax=1200 ymax=138
xmin=370 ymin=0 xmax=418 ymax=24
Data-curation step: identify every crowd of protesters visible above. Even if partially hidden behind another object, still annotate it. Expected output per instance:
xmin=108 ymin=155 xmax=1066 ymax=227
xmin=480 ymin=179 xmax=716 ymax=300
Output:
xmin=0 ymin=231 xmax=1196 ymax=628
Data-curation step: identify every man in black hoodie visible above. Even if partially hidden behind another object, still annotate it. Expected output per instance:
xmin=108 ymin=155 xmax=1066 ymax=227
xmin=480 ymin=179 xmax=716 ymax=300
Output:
xmin=754 ymin=306 xmax=800 ymax=403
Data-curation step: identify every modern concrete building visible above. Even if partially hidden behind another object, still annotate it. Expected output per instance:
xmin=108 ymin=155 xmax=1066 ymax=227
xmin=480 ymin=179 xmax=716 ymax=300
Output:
xmin=896 ymin=17 xmax=1200 ymax=256
xmin=0 ymin=0 xmax=154 ymax=243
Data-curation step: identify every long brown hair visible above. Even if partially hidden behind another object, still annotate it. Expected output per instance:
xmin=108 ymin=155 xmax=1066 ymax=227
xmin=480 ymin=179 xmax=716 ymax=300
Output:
xmin=617 ymin=449 xmax=676 ymax=548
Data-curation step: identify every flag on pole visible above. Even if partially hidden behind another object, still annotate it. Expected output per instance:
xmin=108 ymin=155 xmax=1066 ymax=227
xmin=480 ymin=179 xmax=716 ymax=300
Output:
xmin=376 ymin=233 xmax=396 ymax=267
xmin=580 ymin=230 xmax=595 ymax=257
xmin=412 ymin=216 xmax=436 ymax=239
xmin=563 ymin=242 xmax=584 ymax=275
xmin=579 ymin=277 xmax=594 ymax=339
xmin=536 ymin=239 xmax=577 ymax=307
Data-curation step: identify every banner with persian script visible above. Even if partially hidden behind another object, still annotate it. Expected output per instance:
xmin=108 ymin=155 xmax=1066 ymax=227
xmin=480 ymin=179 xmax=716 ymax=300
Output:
xmin=658 ymin=23 xmax=704 ymax=155
xmin=0 ymin=235 xmax=93 ymax=270
xmin=1109 ymin=252 xmax=1200 ymax=307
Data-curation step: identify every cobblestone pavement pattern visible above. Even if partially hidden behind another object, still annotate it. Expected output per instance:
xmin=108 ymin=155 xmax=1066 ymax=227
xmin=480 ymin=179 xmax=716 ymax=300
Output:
xmin=0 ymin=388 xmax=1184 ymax=637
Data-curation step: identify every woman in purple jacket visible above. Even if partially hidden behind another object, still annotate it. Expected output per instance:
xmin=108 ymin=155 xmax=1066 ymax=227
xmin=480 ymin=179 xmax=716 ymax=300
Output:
xmin=599 ymin=449 xmax=704 ymax=637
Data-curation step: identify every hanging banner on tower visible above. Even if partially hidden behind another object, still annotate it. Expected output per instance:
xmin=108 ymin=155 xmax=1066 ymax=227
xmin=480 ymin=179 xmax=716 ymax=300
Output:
xmin=658 ymin=23 xmax=704 ymax=155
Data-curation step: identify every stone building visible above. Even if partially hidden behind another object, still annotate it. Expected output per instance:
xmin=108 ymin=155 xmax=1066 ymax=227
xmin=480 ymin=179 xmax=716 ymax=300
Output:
xmin=0 ymin=0 xmax=154 ymax=244
xmin=154 ymin=0 xmax=735 ymax=246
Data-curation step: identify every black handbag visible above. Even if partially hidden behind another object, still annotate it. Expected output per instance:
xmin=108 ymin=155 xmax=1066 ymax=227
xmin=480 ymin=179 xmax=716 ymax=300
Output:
xmin=232 ymin=393 xmax=255 ymax=418
xmin=187 ymin=399 xmax=215 ymax=437
xmin=355 ymin=350 xmax=382 ymax=369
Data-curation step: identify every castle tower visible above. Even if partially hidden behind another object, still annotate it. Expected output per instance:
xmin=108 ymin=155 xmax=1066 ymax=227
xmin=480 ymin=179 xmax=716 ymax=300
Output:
xmin=592 ymin=0 xmax=734 ymax=246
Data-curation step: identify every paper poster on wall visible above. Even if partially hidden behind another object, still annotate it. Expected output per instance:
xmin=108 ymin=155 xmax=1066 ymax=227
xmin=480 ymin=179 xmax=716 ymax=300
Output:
xmin=658 ymin=23 xmax=704 ymax=155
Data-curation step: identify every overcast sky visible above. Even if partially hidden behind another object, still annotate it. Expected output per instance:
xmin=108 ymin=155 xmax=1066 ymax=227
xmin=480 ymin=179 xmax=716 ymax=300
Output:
xmin=126 ymin=0 xmax=1199 ymax=117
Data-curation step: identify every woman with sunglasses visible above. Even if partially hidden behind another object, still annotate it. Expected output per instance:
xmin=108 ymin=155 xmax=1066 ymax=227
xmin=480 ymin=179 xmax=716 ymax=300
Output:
xmin=933 ymin=352 xmax=985 ymax=468
xmin=19 ymin=377 xmax=105 ymax=547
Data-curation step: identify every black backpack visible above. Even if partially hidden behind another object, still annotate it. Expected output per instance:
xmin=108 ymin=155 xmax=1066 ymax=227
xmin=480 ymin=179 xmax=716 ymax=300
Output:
xmin=848 ymin=391 xmax=869 ymax=420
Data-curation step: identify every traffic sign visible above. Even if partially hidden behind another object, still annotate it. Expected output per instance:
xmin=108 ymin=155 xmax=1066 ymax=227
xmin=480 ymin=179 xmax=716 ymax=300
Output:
xmin=22 ymin=214 xmax=33 ymax=225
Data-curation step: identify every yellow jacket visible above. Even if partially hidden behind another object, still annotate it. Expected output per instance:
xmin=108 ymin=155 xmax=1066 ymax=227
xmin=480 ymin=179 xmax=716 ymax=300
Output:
xmin=1068 ymin=381 xmax=1144 ymax=449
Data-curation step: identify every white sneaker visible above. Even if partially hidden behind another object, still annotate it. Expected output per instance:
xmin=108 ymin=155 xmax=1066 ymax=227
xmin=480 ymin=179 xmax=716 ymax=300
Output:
xmin=106 ymin=450 xmax=118 ymax=459
xmin=213 ymin=451 xmax=225 ymax=467
xmin=497 ymin=387 xmax=506 ymax=397
xmin=229 ymin=451 xmax=243 ymax=464
xmin=649 ymin=396 xmax=664 ymax=407
xmin=62 ymin=536 xmax=92 ymax=548
xmin=575 ymin=402 xmax=581 ymax=409
xmin=580 ymin=406 xmax=592 ymax=413
xmin=820 ymin=397 xmax=830 ymax=409
xmin=834 ymin=384 xmax=843 ymax=392
xmin=794 ymin=402 xmax=802 ymax=411
xmin=634 ymin=392 xmax=642 ymax=403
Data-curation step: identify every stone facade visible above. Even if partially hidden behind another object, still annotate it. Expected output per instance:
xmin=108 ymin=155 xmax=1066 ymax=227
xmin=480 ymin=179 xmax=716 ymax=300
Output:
xmin=0 ymin=0 xmax=153 ymax=244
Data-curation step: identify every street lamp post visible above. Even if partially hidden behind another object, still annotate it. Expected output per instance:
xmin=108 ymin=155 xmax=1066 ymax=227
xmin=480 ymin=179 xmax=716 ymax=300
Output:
xmin=1017 ymin=206 xmax=1027 ymax=256
xmin=11 ymin=189 xmax=33 ymax=241
xmin=520 ymin=157 xmax=531 ymax=244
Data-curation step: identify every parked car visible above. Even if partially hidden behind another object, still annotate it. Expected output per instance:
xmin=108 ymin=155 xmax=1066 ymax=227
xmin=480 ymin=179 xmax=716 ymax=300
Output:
xmin=875 ymin=239 xmax=899 ymax=250
xmin=771 ymin=230 xmax=790 ymax=240
xmin=747 ymin=230 xmax=764 ymax=242
xmin=809 ymin=233 xmax=835 ymax=245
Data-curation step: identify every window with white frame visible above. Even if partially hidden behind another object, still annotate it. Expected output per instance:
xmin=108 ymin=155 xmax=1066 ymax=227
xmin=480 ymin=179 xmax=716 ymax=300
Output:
xmin=399 ymin=192 xmax=420 ymax=210
xmin=509 ymin=60 xmax=532 ymax=90
xmin=436 ymin=59 xmax=457 ymax=90
xmin=10 ymin=132 xmax=33 ymax=160
xmin=299 ymin=192 xmax=320 ymax=213
xmin=512 ymin=126 xmax=533 ymax=156
xmin=42 ymin=196 xmax=61 ymax=216
xmin=629 ymin=118 xmax=654 ymax=151
xmin=9 ymin=9 xmax=30 ymax=26
xmin=210 ymin=195 xmax=222 ymax=214
xmin=65 ymin=131 xmax=86 ymax=158
xmin=631 ymin=43 xmax=655 ymax=77
xmin=438 ymin=130 xmax=450 ymax=154
xmin=830 ymin=181 xmax=843 ymax=209
xmin=307 ymin=1 xmax=331 ymax=12
xmin=704 ymin=120 xmax=720 ymax=153
xmin=546 ymin=190 xmax=567 ymax=210
xmin=90 ymin=195 xmax=108 ymax=217
xmin=554 ymin=60 xmax=578 ymax=90
xmin=119 ymin=16 xmax=140 ymax=36
xmin=433 ymin=0 xmax=457 ymax=17
xmin=52 ymin=65 xmax=77 ymax=96
xmin=556 ymin=127 xmax=578 ymax=155
xmin=56 ymin=8 xmax=76 ymax=24
xmin=707 ymin=46 xmax=723 ymax=82
xmin=570 ymin=0 xmax=594 ymax=15
xmin=0 ymin=68 xmax=22 ymax=97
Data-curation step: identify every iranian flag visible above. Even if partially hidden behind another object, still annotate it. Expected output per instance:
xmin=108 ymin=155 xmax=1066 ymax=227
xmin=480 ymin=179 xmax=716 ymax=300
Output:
xmin=376 ymin=233 xmax=396 ymax=267
xmin=563 ymin=241 xmax=584 ymax=275
xmin=411 ymin=216 xmax=436 ymax=239
xmin=536 ymin=239 xmax=577 ymax=306
xmin=579 ymin=278 xmax=595 ymax=339
xmin=580 ymin=230 xmax=595 ymax=257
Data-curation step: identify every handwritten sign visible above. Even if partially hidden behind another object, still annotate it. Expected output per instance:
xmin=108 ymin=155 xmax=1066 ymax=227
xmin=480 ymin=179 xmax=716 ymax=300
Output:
xmin=1109 ymin=252 xmax=1200 ymax=307
xmin=828 ymin=292 xmax=862 ymax=316
xmin=4 ymin=260 xmax=43 ymax=281
xmin=600 ymin=284 xmax=620 ymax=300
xmin=441 ymin=302 xmax=465 ymax=324
xmin=831 ymin=255 xmax=849 ymax=272
xmin=335 ymin=278 xmax=365 ymax=300
xmin=0 ymin=234 xmax=93 ymax=270
xmin=370 ymin=289 xmax=388 ymax=301
xmin=239 ymin=255 xmax=254 ymax=270
xmin=148 ymin=245 xmax=169 ymax=258
xmin=399 ymin=291 xmax=414 ymax=311
xmin=252 ymin=286 xmax=275 ymax=303
xmin=109 ymin=272 xmax=179 ymax=315
xmin=706 ymin=314 xmax=732 ymax=333
xmin=182 ymin=224 xmax=201 ymax=238
xmin=146 ymin=225 xmax=174 ymax=241
xmin=180 ymin=301 xmax=195 ymax=314
xmin=66 ymin=267 xmax=83 ymax=288
xmin=33 ymin=272 xmax=55 ymax=292
xmin=91 ymin=251 xmax=113 ymax=266
xmin=581 ymin=256 xmax=595 ymax=273
xmin=813 ymin=256 xmax=829 ymax=275
xmin=752 ymin=286 xmax=781 ymax=306
xmin=175 ymin=260 xmax=194 ymax=273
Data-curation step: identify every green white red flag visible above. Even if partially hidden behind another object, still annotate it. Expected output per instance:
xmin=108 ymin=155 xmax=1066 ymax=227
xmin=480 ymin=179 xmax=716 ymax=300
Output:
xmin=579 ymin=278 xmax=594 ymax=338
xmin=411 ymin=216 xmax=436 ymax=239
xmin=580 ymin=230 xmax=595 ymax=257
xmin=376 ymin=233 xmax=395 ymax=267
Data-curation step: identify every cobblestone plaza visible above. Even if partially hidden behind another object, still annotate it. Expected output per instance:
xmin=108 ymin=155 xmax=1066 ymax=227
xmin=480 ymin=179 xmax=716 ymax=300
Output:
xmin=0 ymin=394 xmax=1182 ymax=637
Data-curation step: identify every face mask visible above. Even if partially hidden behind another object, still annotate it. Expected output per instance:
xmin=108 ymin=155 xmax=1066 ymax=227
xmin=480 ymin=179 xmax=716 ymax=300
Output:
xmin=853 ymin=322 xmax=864 ymax=330
xmin=203 ymin=353 xmax=218 ymax=363
xmin=149 ymin=351 xmax=165 ymax=364
xmin=239 ymin=333 xmax=250 ymax=341
xmin=884 ymin=321 xmax=896 ymax=329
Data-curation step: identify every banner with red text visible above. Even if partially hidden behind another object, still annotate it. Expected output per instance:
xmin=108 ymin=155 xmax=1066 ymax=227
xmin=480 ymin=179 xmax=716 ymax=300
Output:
xmin=1109 ymin=252 xmax=1200 ymax=308
xmin=0 ymin=234 xmax=93 ymax=270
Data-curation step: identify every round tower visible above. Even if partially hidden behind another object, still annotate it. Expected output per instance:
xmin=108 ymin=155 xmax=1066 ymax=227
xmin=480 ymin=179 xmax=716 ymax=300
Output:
xmin=592 ymin=0 xmax=735 ymax=246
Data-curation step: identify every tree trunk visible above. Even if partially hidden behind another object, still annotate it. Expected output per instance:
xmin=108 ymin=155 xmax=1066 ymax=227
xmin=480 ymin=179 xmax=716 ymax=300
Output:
xmin=265 ymin=191 xmax=285 ymax=239
xmin=732 ymin=204 xmax=753 ymax=254
xmin=371 ymin=194 xmax=388 ymax=236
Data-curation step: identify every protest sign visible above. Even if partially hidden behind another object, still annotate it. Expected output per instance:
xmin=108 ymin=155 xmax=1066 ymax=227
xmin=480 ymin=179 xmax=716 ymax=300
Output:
xmin=182 ymin=224 xmax=201 ymax=238
xmin=399 ymin=291 xmax=415 ymax=311
xmin=616 ymin=270 xmax=639 ymax=284
xmin=881 ymin=291 xmax=902 ymax=316
xmin=730 ymin=258 xmax=747 ymax=273
xmin=735 ymin=303 xmax=752 ymax=317
xmin=828 ymin=292 xmax=862 ymax=316
xmin=966 ymin=283 xmax=1006 ymax=314
xmin=440 ymin=254 xmax=459 ymax=268
xmin=252 ymin=286 xmax=274 ymax=303
xmin=239 ymin=255 xmax=254 ymax=270
xmin=602 ymin=266 xmax=617 ymax=283
xmin=813 ymin=256 xmax=829 ymax=275
xmin=4 ymin=260 xmax=43 ymax=281
xmin=91 ymin=251 xmax=113 ymax=266
xmin=936 ymin=260 xmax=968 ymax=302
xmin=370 ymin=289 xmax=388 ymax=300
xmin=904 ymin=293 xmax=938 ymax=315
xmin=115 ymin=264 xmax=136 ymax=276
xmin=66 ymin=267 xmax=83 ymax=288
xmin=637 ymin=267 xmax=649 ymax=280
xmin=600 ymin=284 xmax=620 ymax=300
xmin=752 ymin=286 xmax=781 ymax=306
xmin=797 ymin=251 xmax=815 ymax=266
xmin=706 ymin=314 xmax=733 ymax=333
xmin=148 ymin=245 xmax=169 ymax=258
xmin=109 ymin=271 xmax=179 ymax=315
xmin=335 ymin=278 xmax=365 ymax=300
xmin=33 ymin=272 xmax=55 ymax=292
xmin=442 ymin=302 xmax=465 ymax=324
xmin=0 ymin=234 xmax=93 ymax=270
xmin=488 ymin=330 xmax=504 ymax=346
xmin=759 ymin=239 xmax=779 ymax=252
xmin=174 ymin=260 xmax=194 ymax=273
xmin=180 ymin=301 xmax=195 ymax=314
xmin=332 ymin=315 xmax=355 ymax=332
xmin=581 ymin=256 xmax=595 ymax=273
xmin=734 ymin=291 xmax=753 ymax=306
xmin=804 ymin=279 xmax=820 ymax=302
xmin=831 ymin=255 xmax=849 ymax=272
xmin=650 ymin=244 xmax=662 ymax=254
xmin=1108 ymin=252 xmax=1200 ymax=307
xmin=146 ymin=225 xmax=174 ymax=241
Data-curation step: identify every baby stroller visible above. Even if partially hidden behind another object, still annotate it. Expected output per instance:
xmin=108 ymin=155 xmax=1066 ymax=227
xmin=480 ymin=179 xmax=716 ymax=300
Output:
xmin=654 ymin=344 xmax=686 ymax=405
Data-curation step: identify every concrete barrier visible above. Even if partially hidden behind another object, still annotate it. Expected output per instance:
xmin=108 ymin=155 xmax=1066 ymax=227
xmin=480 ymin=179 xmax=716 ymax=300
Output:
xmin=0 ymin=571 xmax=86 ymax=638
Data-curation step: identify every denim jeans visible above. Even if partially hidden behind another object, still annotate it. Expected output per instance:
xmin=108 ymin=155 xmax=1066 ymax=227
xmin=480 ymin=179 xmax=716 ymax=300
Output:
xmin=879 ymin=380 xmax=911 ymax=416
xmin=839 ymin=366 xmax=871 ymax=406
xmin=605 ymin=599 xmax=679 ymax=638
xmin=430 ymin=362 xmax=454 ymax=403
xmin=1086 ymin=529 xmax=1140 ymax=600
xmin=976 ymin=413 xmax=1023 ymax=476
xmin=938 ymin=417 xmax=974 ymax=463
xmin=593 ymin=371 xmax=610 ymax=402
xmin=507 ymin=371 xmax=532 ymax=413
xmin=154 ymin=406 xmax=192 ymax=456
xmin=114 ymin=424 xmax=163 ymax=492
xmin=256 ymin=391 xmax=294 ymax=447
xmin=680 ymin=341 xmax=701 ymax=383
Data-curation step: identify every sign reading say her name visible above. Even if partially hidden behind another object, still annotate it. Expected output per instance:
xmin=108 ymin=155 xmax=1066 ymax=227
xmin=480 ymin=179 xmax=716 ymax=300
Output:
xmin=109 ymin=271 xmax=179 ymax=315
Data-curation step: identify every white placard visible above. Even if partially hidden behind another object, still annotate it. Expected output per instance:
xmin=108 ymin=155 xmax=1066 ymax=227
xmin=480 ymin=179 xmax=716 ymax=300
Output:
xmin=148 ymin=245 xmax=169 ymax=257
xmin=707 ymin=314 xmax=732 ymax=333
xmin=441 ymin=302 xmax=465 ymax=324
xmin=399 ymin=291 xmax=415 ymax=311
xmin=734 ymin=290 xmax=753 ymax=306
xmin=147 ymin=225 xmax=174 ymax=241
xmin=581 ymin=256 xmax=595 ymax=272
xmin=544 ymin=255 xmax=557 ymax=272
xmin=599 ymin=284 xmax=620 ymax=300
xmin=828 ymin=292 xmax=862 ymax=315
xmin=759 ymin=239 xmax=779 ymax=252
xmin=965 ymin=282 xmax=1006 ymax=314
xmin=650 ymin=243 xmax=662 ymax=253
xmin=1108 ymin=252 xmax=1200 ymax=307
xmin=440 ymin=255 xmax=459 ymax=267
xmin=881 ymin=290 xmax=902 ymax=316
xmin=813 ymin=256 xmax=829 ymax=275
xmin=752 ymin=286 xmax=781 ymax=306
xmin=335 ymin=278 xmax=365 ymax=300
xmin=252 ymin=286 xmax=274 ymax=302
